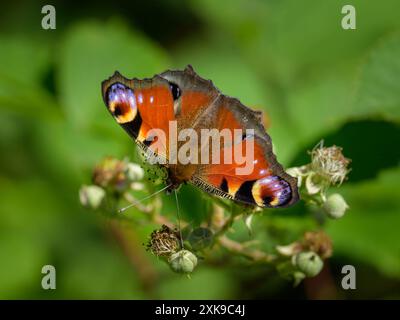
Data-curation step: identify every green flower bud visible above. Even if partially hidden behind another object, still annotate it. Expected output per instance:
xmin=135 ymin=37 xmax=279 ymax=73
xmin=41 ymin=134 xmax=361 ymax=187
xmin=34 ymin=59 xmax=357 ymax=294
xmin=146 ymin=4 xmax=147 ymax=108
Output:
xmin=294 ymin=251 xmax=323 ymax=277
xmin=79 ymin=185 xmax=105 ymax=209
xmin=188 ymin=227 xmax=213 ymax=251
xmin=322 ymin=193 xmax=349 ymax=219
xmin=125 ymin=163 xmax=144 ymax=181
xmin=168 ymin=250 xmax=198 ymax=274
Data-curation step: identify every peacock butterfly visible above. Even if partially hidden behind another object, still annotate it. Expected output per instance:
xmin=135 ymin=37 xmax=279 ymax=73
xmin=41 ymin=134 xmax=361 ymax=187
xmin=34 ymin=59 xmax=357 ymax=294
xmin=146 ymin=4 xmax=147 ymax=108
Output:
xmin=101 ymin=65 xmax=299 ymax=208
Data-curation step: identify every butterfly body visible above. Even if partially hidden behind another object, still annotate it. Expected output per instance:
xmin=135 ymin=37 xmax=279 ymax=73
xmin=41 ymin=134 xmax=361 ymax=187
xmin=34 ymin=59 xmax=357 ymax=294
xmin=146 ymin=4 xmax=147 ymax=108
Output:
xmin=102 ymin=66 xmax=299 ymax=208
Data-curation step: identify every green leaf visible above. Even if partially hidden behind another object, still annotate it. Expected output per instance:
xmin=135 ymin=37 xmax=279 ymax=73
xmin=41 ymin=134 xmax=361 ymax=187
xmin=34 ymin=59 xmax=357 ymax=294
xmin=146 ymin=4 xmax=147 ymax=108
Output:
xmin=354 ymin=34 xmax=400 ymax=120
xmin=0 ymin=36 xmax=50 ymax=85
xmin=286 ymin=69 xmax=355 ymax=144
xmin=290 ymin=119 xmax=400 ymax=183
xmin=192 ymin=0 xmax=400 ymax=79
xmin=326 ymin=167 xmax=400 ymax=279
xmin=0 ymin=36 xmax=60 ymax=120
xmin=284 ymin=34 xmax=400 ymax=146
xmin=0 ymin=232 xmax=48 ymax=298
xmin=0 ymin=77 xmax=60 ymax=120
xmin=0 ymin=179 xmax=64 ymax=298
xmin=32 ymin=119 xmax=129 ymax=185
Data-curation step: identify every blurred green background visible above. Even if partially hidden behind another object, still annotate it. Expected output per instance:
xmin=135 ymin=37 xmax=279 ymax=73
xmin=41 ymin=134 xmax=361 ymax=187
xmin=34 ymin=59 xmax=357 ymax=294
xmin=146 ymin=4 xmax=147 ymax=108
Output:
xmin=0 ymin=0 xmax=399 ymax=299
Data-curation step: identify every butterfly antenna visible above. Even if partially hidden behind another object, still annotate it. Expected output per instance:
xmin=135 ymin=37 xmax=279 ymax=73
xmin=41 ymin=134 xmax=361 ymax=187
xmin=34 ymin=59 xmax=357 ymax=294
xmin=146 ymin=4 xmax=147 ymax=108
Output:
xmin=174 ymin=189 xmax=184 ymax=249
xmin=118 ymin=184 xmax=171 ymax=213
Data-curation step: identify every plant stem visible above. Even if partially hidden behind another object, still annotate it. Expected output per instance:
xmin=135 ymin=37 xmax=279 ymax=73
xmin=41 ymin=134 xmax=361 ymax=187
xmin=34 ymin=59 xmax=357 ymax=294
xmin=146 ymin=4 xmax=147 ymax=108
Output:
xmin=218 ymin=236 xmax=277 ymax=264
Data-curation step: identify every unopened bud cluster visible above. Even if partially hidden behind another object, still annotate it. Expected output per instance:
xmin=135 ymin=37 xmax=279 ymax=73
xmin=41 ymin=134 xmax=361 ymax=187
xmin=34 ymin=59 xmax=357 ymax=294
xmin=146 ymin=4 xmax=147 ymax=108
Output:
xmin=79 ymin=157 xmax=144 ymax=210
xmin=146 ymin=225 xmax=198 ymax=274
xmin=276 ymin=231 xmax=332 ymax=285
xmin=169 ymin=250 xmax=198 ymax=274
xmin=287 ymin=142 xmax=350 ymax=219
xmin=146 ymin=225 xmax=180 ymax=257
